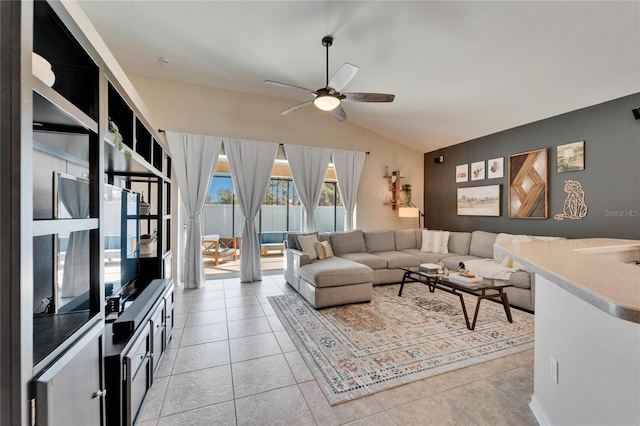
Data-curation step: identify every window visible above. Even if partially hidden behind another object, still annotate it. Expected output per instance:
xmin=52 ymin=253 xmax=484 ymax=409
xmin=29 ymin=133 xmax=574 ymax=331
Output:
xmin=317 ymin=182 xmax=344 ymax=232
xmin=202 ymin=157 xmax=345 ymax=237
xmin=202 ymin=174 xmax=241 ymax=237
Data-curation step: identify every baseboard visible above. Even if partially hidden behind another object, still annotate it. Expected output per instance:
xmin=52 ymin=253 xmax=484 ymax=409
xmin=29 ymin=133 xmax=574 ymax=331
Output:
xmin=529 ymin=395 xmax=551 ymax=426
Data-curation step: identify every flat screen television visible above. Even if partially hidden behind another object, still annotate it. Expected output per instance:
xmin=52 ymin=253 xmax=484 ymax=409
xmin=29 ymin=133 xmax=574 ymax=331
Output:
xmin=46 ymin=172 xmax=140 ymax=314
xmin=103 ymin=183 xmax=140 ymax=300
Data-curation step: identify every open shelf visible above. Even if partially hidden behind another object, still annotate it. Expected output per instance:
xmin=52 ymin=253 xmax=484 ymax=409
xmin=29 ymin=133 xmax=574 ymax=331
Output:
xmin=135 ymin=118 xmax=152 ymax=163
xmin=152 ymin=140 xmax=164 ymax=171
xmin=108 ymin=83 xmax=134 ymax=149
xmin=33 ymin=78 xmax=98 ymax=133
xmin=104 ymin=133 xmax=169 ymax=180
xmin=33 ymin=0 xmax=98 ymax=120
xmin=33 ymin=312 xmax=93 ymax=368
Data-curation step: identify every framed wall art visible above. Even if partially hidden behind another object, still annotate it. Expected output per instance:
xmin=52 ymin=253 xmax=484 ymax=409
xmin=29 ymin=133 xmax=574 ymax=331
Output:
xmin=487 ymin=157 xmax=504 ymax=179
xmin=457 ymin=185 xmax=501 ymax=216
xmin=557 ymin=141 xmax=584 ymax=173
xmin=471 ymin=161 xmax=485 ymax=181
xmin=456 ymin=164 xmax=468 ymax=183
xmin=508 ymin=148 xmax=548 ymax=218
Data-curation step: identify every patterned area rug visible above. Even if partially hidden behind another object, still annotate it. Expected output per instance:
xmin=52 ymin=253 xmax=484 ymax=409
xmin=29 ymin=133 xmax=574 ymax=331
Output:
xmin=268 ymin=283 xmax=534 ymax=405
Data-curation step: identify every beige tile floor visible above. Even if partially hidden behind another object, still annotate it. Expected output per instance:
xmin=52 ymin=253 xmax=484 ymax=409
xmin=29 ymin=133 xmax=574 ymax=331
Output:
xmin=136 ymin=274 xmax=538 ymax=426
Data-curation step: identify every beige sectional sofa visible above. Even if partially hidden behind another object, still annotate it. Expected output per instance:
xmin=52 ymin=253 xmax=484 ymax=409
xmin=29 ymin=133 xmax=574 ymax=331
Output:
xmin=284 ymin=229 xmax=535 ymax=311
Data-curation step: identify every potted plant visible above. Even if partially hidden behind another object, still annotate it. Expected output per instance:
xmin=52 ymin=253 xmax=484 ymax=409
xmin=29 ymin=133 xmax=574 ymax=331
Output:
xmin=108 ymin=117 xmax=133 ymax=160
xmin=401 ymin=184 xmax=412 ymax=205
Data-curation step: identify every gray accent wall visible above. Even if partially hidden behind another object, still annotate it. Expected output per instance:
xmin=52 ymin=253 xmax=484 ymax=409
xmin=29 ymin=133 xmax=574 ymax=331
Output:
xmin=424 ymin=93 xmax=640 ymax=239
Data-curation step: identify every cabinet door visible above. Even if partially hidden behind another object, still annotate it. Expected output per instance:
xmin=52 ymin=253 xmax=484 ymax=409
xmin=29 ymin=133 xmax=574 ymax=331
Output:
xmin=124 ymin=327 xmax=150 ymax=426
xmin=33 ymin=322 xmax=104 ymax=426
xmin=164 ymin=286 xmax=175 ymax=345
xmin=150 ymin=302 xmax=164 ymax=375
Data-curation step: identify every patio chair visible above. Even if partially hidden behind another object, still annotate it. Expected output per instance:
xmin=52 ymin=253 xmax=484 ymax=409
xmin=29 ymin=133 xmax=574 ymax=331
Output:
xmin=202 ymin=235 xmax=238 ymax=266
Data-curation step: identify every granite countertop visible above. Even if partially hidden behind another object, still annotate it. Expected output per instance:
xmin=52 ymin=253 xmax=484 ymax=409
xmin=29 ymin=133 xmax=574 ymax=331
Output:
xmin=496 ymin=238 xmax=640 ymax=323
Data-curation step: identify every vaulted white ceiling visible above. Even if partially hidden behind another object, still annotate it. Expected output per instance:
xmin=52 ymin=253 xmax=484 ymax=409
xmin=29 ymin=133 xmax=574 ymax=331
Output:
xmin=78 ymin=1 xmax=640 ymax=153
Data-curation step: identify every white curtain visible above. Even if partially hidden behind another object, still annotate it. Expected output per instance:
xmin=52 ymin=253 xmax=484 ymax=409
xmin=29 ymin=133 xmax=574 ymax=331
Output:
xmin=166 ymin=132 xmax=221 ymax=288
xmin=332 ymin=150 xmax=366 ymax=231
xmin=224 ymin=139 xmax=278 ymax=282
xmin=59 ymin=177 xmax=90 ymax=297
xmin=284 ymin=145 xmax=332 ymax=232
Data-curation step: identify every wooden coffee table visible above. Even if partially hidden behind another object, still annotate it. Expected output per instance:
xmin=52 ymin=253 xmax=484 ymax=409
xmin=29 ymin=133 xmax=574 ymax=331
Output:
xmin=398 ymin=268 xmax=513 ymax=330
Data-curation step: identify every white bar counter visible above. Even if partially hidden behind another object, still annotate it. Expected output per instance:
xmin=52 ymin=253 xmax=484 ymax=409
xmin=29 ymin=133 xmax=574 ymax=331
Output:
xmin=496 ymin=238 xmax=640 ymax=426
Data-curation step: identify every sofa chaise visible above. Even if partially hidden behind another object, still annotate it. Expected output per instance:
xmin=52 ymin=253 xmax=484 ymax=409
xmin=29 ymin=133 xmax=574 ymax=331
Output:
xmin=285 ymin=229 xmax=537 ymax=311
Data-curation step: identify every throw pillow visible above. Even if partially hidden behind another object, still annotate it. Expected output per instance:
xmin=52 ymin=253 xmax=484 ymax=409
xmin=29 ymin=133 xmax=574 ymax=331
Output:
xmin=314 ymin=240 xmax=334 ymax=259
xmin=420 ymin=230 xmax=450 ymax=254
xmin=421 ymin=229 xmax=433 ymax=252
xmin=437 ymin=231 xmax=450 ymax=253
xmin=297 ymin=234 xmax=318 ymax=260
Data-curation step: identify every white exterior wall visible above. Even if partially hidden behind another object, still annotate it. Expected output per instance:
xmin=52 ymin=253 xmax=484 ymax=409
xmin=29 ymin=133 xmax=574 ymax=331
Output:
xmin=201 ymin=204 xmax=345 ymax=237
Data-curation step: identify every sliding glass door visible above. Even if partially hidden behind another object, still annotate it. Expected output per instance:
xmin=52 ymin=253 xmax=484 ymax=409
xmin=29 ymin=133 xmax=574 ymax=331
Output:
xmin=202 ymin=157 xmax=346 ymax=239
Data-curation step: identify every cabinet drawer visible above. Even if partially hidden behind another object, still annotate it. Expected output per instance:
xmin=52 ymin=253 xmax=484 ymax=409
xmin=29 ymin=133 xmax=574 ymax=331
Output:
xmin=130 ymin=356 xmax=150 ymax=424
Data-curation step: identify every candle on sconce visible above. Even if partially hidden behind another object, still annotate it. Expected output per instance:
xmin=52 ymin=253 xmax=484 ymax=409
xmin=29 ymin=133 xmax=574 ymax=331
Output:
xmin=384 ymin=165 xmax=389 ymax=177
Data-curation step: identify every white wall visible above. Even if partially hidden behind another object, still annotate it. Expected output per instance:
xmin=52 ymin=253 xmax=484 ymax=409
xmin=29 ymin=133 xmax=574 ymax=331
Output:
xmin=530 ymin=275 xmax=640 ymax=425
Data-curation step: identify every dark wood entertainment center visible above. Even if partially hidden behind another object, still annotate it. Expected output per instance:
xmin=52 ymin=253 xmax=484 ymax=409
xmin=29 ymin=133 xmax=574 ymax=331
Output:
xmin=9 ymin=1 xmax=176 ymax=425
xmin=105 ymin=279 xmax=174 ymax=426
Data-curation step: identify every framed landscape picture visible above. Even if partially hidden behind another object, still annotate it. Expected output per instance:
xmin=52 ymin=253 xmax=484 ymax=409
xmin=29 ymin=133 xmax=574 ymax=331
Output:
xmin=456 ymin=164 xmax=468 ymax=183
xmin=508 ymin=148 xmax=548 ymax=218
xmin=471 ymin=161 xmax=485 ymax=181
xmin=557 ymin=141 xmax=584 ymax=173
xmin=457 ymin=185 xmax=501 ymax=216
xmin=487 ymin=157 xmax=504 ymax=179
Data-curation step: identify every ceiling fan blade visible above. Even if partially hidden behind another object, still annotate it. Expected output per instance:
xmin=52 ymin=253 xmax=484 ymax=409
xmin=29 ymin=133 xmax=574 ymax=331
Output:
xmin=328 ymin=63 xmax=358 ymax=92
xmin=342 ymin=93 xmax=395 ymax=103
xmin=264 ymin=80 xmax=315 ymax=97
xmin=330 ymin=105 xmax=347 ymax=122
xmin=280 ymin=100 xmax=314 ymax=115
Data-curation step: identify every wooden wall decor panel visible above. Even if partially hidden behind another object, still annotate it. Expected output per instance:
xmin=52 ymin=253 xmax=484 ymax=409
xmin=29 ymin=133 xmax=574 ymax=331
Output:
xmin=508 ymin=148 xmax=548 ymax=218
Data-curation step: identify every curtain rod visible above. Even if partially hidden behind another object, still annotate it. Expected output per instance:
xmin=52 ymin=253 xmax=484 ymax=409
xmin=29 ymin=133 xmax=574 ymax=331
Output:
xmin=277 ymin=143 xmax=370 ymax=155
xmin=158 ymin=130 xmax=369 ymax=154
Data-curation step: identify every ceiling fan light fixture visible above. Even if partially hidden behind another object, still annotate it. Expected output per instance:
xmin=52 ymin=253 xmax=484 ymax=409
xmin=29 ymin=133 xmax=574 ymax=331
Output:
xmin=314 ymin=95 xmax=341 ymax=111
